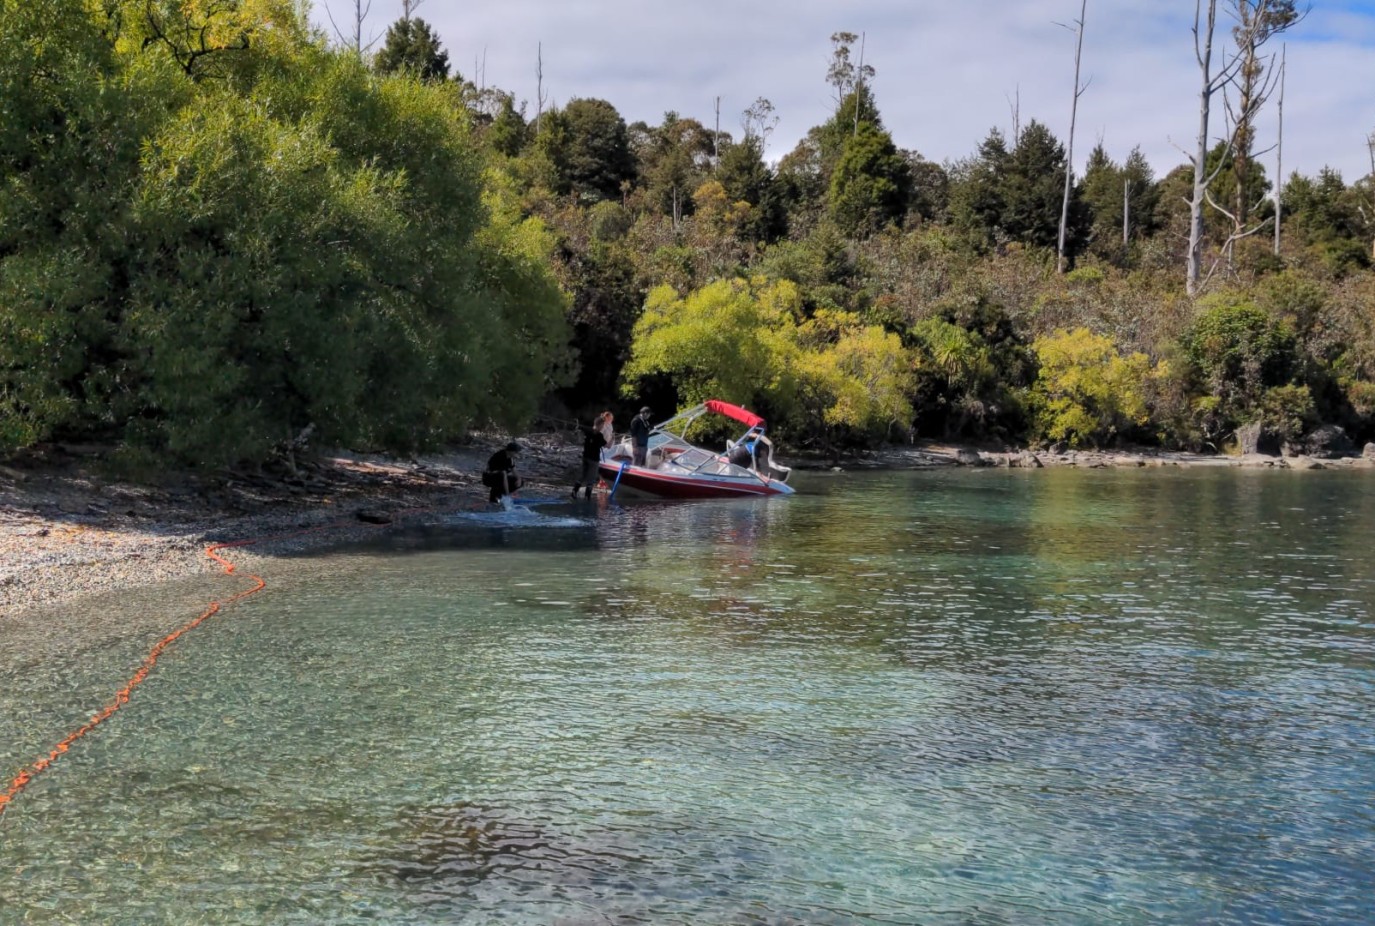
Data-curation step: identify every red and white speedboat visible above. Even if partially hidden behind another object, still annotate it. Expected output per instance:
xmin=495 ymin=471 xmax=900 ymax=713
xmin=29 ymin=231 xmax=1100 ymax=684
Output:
xmin=598 ymin=400 xmax=795 ymax=499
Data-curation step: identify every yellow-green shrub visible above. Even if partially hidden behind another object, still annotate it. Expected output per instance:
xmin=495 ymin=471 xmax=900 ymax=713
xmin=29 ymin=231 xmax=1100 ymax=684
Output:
xmin=1030 ymin=327 xmax=1155 ymax=447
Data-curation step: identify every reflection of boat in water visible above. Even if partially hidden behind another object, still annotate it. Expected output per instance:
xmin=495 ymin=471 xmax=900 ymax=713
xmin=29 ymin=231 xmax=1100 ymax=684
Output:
xmin=598 ymin=400 xmax=795 ymax=499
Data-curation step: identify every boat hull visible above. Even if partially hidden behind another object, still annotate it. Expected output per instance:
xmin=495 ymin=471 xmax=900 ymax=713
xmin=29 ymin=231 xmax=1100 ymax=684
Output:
xmin=598 ymin=462 xmax=793 ymax=498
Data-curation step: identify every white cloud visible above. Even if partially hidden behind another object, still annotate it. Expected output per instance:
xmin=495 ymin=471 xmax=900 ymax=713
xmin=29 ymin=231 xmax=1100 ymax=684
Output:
xmin=311 ymin=0 xmax=1375 ymax=181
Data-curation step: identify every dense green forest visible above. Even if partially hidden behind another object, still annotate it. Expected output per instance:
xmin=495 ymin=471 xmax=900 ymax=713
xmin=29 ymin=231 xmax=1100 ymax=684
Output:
xmin=3 ymin=1 xmax=1373 ymax=467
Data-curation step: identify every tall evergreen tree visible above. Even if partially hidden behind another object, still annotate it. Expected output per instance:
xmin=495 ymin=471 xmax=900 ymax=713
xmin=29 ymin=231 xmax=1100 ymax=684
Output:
xmin=634 ymin=112 xmax=714 ymax=220
xmin=904 ymin=152 xmax=949 ymax=224
xmin=828 ymin=123 xmax=912 ymax=237
xmin=1001 ymin=120 xmax=1082 ymax=252
xmin=1079 ymin=144 xmax=1124 ymax=258
xmin=373 ymin=17 xmax=450 ymax=82
xmin=1282 ymin=168 xmax=1370 ymax=272
xmin=545 ymin=98 xmax=636 ymax=203
xmin=1078 ymin=144 xmax=1158 ymax=263
xmin=485 ymin=94 xmax=528 ymax=157
xmin=947 ymin=129 xmax=1011 ymax=251
xmin=717 ymin=135 xmax=786 ymax=242
xmin=1121 ymin=147 xmax=1161 ymax=241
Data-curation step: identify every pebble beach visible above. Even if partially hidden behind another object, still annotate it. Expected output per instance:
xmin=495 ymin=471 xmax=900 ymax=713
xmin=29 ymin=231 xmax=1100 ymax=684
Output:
xmin=0 ymin=438 xmax=569 ymax=618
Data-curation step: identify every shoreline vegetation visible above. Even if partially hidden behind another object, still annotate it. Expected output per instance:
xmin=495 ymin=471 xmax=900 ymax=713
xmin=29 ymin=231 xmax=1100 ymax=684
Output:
xmin=5 ymin=4 xmax=1375 ymax=488
xmin=4 ymin=6 xmax=1375 ymax=619
xmin=3 ymin=435 xmax=1372 ymax=619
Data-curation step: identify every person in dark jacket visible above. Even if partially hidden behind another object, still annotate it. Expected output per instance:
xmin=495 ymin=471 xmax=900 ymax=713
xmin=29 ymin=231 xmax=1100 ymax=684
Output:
xmin=571 ymin=412 xmax=610 ymax=499
xmin=482 ymin=442 xmax=524 ymax=503
xmin=725 ymin=426 xmax=759 ymax=469
xmin=630 ymin=407 xmax=652 ymax=466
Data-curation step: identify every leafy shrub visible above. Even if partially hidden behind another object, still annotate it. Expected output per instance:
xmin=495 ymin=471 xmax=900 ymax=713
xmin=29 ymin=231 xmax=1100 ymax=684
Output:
xmin=621 ymin=277 xmax=805 ymax=416
xmin=1181 ymin=294 xmax=1297 ymax=430
xmin=1339 ymin=378 xmax=1375 ymax=443
xmin=1256 ymin=384 xmax=1317 ymax=443
xmin=2 ymin=5 xmax=570 ymax=464
xmin=793 ymin=312 xmax=915 ymax=449
xmin=1030 ymin=327 xmax=1155 ymax=448
xmin=620 ymin=278 xmax=914 ymax=452
xmin=1065 ymin=265 xmax=1105 ymax=286
xmin=905 ymin=296 xmax=1036 ymax=441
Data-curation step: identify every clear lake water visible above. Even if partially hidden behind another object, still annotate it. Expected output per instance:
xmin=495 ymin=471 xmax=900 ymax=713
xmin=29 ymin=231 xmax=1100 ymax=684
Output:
xmin=2 ymin=467 xmax=1373 ymax=924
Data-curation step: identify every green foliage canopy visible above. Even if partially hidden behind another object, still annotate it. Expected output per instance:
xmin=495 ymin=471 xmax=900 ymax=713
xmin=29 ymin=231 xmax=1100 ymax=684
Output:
xmin=0 ymin=0 xmax=570 ymax=464
xmin=620 ymin=278 xmax=914 ymax=449
xmin=827 ymin=123 xmax=912 ymax=237
xmin=1182 ymin=294 xmax=1298 ymax=435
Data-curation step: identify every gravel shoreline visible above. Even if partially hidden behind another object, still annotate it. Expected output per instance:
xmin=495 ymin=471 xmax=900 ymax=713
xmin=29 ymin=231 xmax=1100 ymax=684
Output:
xmin=3 ymin=437 xmax=1372 ymax=619
xmin=0 ymin=437 xmax=570 ymax=618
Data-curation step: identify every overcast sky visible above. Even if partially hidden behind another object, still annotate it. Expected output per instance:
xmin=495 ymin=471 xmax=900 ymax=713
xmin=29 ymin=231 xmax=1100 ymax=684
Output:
xmin=311 ymin=0 xmax=1375 ymax=182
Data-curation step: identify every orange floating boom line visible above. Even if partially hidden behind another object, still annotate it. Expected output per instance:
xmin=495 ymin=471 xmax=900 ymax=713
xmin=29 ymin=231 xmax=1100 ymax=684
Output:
xmin=0 ymin=542 xmax=265 ymax=814
xmin=0 ymin=498 xmax=484 ymax=815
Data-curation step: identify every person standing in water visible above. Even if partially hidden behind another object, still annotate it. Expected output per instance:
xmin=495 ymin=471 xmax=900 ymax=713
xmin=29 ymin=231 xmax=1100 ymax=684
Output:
xmin=482 ymin=441 xmax=524 ymax=504
xmin=571 ymin=412 xmax=610 ymax=499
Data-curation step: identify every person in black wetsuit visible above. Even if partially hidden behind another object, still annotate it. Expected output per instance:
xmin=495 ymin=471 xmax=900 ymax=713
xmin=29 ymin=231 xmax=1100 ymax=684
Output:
xmin=482 ymin=442 xmax=524 ymax=503
xmin=571 ymin=412 xmax=609 ymax=499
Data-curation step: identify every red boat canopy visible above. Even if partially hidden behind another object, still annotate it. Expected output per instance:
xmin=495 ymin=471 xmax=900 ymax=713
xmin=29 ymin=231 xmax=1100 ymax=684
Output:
xmin=705 ymin=399 xmax=765 ymax=428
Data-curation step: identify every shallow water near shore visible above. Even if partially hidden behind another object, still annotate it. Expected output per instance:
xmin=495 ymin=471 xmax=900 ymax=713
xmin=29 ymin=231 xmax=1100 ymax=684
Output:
xmin=2 ymin=468 xmax=1374 ymax=924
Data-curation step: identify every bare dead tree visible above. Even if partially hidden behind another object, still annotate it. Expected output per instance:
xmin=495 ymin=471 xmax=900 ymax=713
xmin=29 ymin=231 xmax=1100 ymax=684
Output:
xmin=1359 ymin=132 xmax=1375 ymax=262
xmin=1187 ymin=0 xmax=1226 ymax=295
xmin=535 ymin=42 xmax=548 ymax=136
xmin=1006 ymin=86 xmax=1021 ymax=143
xmin=1228 ymin=2 xmax=1304 ymax=232
xmin=1057 ymin=0 xmax=1090 ymax=274
xmin=1184 ymin=0 xmax=1302 ymax=294
xmin=1369 ymin=133 xmax=1375 ymax=261
xmin=713 ymin=96 xmax=721 ymax=173
xmin=323 ymin=0 xmax=379 ymax=57
xmin=1273 ymin=43 xmax=1285 ymax=256
xmin=742 ymin=97 xmax=778 ymax=154
xmin=854 ymin=31 xmax=867 ymax=137
xmin=1124 ymin=178 xmax=1131 ymax=248
xmin=1213 ymin=2 xmax=1303 ymax=275
xmin=400 ymin=0 xmax=424 ymax=20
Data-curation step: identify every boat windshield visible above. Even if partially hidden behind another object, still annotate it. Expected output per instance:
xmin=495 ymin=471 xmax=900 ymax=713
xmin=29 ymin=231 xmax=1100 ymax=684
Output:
xmin=664 ymin=446 xmax=752 ymax=478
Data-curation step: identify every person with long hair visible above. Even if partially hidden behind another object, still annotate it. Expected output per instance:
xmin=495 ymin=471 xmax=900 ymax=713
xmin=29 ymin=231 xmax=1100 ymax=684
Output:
xmin=571 ymin=413 xmax=611 ymax=499
xmin=597 ymin=410 xmax=614 ymax=449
